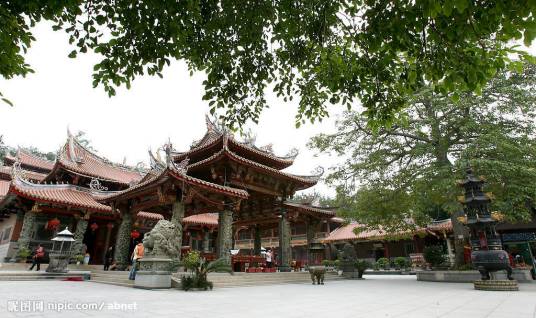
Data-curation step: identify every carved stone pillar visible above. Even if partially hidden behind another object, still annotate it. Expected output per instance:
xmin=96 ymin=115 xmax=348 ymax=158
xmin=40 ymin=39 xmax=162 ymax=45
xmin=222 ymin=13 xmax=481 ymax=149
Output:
xmin=217 ymin=210 xmax=233 ymax=264
xmin=114 ymin=209 xmax=133 ymax=270
xmin=72 ymin=216 xmax=88 ymax=256
xmin=171 ymin=200 xmax=185 ymax=260
xmin=306 ymin=218 xmax=320 ymax=265
xmin=17 ymin=210 xmax=37 ymax=252
xmin=253 ymin=225 xmax=262 ymax=255
xmin=278 ymin=210 xmax=291 ymax=272
xmin=203 ymin=228 xmax=211 ymax=253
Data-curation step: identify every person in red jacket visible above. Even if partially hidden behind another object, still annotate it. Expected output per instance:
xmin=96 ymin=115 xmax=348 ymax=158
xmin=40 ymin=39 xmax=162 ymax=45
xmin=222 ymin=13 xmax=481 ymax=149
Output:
xmin=28 ymin=244 xmax=45 ymax=271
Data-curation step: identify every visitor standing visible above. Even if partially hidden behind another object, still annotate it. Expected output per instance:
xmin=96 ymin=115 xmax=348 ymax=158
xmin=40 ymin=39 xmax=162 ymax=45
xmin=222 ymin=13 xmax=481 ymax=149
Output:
xmin=83 ymin=252 xmax=91 ymax=265
xmin=128 ymin=241 xmax=144 ymax=280
xmin=28 ymin=244 xmax=45 ymax=271
xmin=266 ymin=248 xmax=273 ymax=268
xmin=103 ymin=246 xmax=113 ymax=271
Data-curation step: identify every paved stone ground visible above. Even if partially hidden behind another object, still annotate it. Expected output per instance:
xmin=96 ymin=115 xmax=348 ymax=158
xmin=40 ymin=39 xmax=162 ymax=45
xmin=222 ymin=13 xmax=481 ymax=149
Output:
xmin=0 ymin=276 xmax=534 ymax=318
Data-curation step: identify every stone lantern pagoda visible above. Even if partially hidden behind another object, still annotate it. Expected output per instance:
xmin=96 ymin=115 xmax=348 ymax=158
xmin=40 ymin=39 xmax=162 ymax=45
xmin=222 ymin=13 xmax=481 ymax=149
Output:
xmin=46 ymin=227 xmax=75 ymax=273
xmin=457 ymin=167 xmax=517 ymax=291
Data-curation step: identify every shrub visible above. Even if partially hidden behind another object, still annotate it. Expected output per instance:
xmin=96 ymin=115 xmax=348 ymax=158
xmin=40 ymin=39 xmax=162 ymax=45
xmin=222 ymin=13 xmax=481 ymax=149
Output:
xmin=423 ymin=245 xmax=446 ymax=267
xmin=376 ymin=257 xmax=389 ymax=269
xmin=321 ymin=260 xmax=332 ymax=267
xmin=181 ymin=275 xmax=214 ymax=291
xmin=73 ymin=254 xmax=85 ymax=263
xmin=180 ymin=252 xmax=233 ymax=291
xmin=373 ymin=262 xmax=380 ymax=270
xmin=17 ymin=247 xmax=31 ymax=260
xmin=453 ymin=263 xmax=474 ymax=271
xmin=355 ymin=260 xmax=371 ymax=272
xmin=333 ymin=260 xmax=341 ymax=269
xmin=394 ymin=257 xmax=408 ymax=269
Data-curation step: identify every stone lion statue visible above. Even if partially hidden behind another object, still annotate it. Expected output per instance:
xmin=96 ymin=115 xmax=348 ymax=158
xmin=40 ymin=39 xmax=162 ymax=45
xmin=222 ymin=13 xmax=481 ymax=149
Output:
xmin=142 ymin=220 xmax=180 ymax=258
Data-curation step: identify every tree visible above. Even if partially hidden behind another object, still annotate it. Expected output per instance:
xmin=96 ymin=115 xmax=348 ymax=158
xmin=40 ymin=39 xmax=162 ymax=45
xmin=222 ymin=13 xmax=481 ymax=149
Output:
xmin=310 ymin=63 xmax=536 ymax=265
xmin=2 ymin=1 xmax=535 ymax=128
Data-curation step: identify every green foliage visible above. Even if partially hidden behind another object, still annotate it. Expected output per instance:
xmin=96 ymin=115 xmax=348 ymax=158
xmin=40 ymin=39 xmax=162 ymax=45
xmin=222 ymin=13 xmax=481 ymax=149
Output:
xmin=354 ymin=260 xmax=371 ymax=272
xmin=321 ymin=260 xmax=333 ymax=267
xmin=17 ymin=247 xmax=31 ymax=259
xmin=310 ymin=63 xmax=536 ymax=233
xmin=182 ymin=251 xmax=202 ymax=272
xmin=394 ymin=257 xmax=409 ymax=269
xmin=73 ymin=254 xmax=84 ymax=263
xmin=181 ymin=252 xmax=233 ymax=291
xmin=1 ymin=1 xmax=535 ymax=127
xmin=333 ymin=259 xmax=340 ymax=269
xmin=376 ymin=257 xmax=389 ymax=269
xmin=181 ymin=275 xmax=214 ymax=291
xmin=423 ymin=246 xmax=446 ymax=267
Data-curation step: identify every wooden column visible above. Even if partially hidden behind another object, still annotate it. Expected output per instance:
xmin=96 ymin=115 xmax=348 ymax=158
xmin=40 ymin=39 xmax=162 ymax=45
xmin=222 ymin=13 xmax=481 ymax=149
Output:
xmin=217 ymin=210 xmax=233 ymax=264
xmin=171 ymin=199 xmax=185 ymax=260
xmin=11 ymin=210 xmax=25 ymax=242
xmin=278 ymin=209 xmax=291 ymax=272
xmin=114 ymin=207 xmax=133 ymax=270
xmin=253 ymin=225 xmax=262 ymax=255
xmin=102 ymin=222 xmax=114 ymax=261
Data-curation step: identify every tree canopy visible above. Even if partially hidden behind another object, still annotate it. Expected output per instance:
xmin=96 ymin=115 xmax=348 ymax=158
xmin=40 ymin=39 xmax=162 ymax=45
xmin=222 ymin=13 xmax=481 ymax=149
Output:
xmin=2 ymin=1 xmax=535 ymax=127
xmin=310 ymin=63 xmax=536 ymax=231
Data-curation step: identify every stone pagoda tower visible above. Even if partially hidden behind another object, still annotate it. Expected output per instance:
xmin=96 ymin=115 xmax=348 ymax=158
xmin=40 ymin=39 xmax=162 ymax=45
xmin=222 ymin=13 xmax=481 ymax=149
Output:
xmin=457 ymin=167 xmax=517 ymax=291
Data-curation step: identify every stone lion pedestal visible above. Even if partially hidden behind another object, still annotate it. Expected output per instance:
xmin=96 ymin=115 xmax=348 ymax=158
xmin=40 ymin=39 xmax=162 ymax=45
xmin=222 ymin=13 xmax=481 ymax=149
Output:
xmin=134 ymin=257 xmax=172 ymax=289
xmin=133 ymin=219 xmax=180 ymax=290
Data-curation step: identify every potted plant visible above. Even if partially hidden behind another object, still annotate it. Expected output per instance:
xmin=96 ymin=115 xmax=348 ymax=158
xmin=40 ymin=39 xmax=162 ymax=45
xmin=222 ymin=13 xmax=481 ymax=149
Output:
xmin=394 ymin=257 xmax=408 ymax=271
xmin=376 ymin=257 xmax=389 ymax=270
xmin=73 ymin=254 xmax=84 ymax=265
xmin=17 ymin=247 xmax=31 ymax=263
xmin=355 ymin=260 xmax=371 ymax=278
xmin=423 ymin=245 xmax=446 ymax=269
xmin=181 ymin=251 xmax=233 ymax=291
xmin=333 ymin=259 xmax=342 ymax=275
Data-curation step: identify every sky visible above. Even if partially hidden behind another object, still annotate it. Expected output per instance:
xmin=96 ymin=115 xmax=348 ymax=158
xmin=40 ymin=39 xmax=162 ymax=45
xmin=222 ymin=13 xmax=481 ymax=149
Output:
xmin=0 ymin=22 xmax=343 ymax=196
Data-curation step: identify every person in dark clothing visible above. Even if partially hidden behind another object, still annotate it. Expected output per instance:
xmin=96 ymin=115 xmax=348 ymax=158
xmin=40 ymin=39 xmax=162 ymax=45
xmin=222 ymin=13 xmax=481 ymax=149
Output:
xmin=103 ymin=246 xmax=114 ymax=271
xmin=29 ymin=244 xmax=45 ymax=271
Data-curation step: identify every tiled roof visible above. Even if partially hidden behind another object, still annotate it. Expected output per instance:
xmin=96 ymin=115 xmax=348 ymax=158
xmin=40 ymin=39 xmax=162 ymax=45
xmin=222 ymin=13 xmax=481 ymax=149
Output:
xmin=323 ymin=219 xmax=453 ymax=243
xmin=427 ymin=219 xmax=453 ymax=231
xmin=188 ymin=149 xmax=321 ymax=189
xmin=9 ymin=176 xmax=112 ymax=213
xmin=0 ymin=165 xmax=47 ymax=182
xmin=183 ymin=213 xmax=218 ymax=226
xmin=173 ymin=116 xmax=296 ymax=169
xmin=54 ymin=134 xmax=142 ymax=185
xmin=136 ymin=211 xmax=164 ymax=220
xmin=99 ymin=166 xmax=249 ymax=202
xmin=5 ymin=150 xmax=54 ymax=172
xmin=0 ymin=180 xmax=10 ymax=200
xmin=283 ymin=202 xmax=336 ymax=217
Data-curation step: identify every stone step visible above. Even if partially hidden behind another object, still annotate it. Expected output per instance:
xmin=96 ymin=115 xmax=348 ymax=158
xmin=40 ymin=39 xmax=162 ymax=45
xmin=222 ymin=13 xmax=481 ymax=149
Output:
xmin=0 ymin=270 xmax=90 ymax=281
xmin=88 ymin=280 xmax=134 ymax=288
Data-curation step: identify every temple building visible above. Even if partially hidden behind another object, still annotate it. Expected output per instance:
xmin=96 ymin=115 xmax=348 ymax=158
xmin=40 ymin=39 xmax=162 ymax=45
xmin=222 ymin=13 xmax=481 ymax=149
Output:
xmin=0 ymin=119 xmax=336 ymax=271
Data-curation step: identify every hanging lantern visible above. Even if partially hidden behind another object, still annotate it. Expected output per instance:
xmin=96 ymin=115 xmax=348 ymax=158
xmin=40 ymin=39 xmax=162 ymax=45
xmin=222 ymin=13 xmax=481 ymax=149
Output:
xmin=90 ymin=222 xmax=99 ymax=232
xmin=131 ymin=230 xmax=140 ymax=239
xmin=46 ymin=218 xmax=61 ymax=231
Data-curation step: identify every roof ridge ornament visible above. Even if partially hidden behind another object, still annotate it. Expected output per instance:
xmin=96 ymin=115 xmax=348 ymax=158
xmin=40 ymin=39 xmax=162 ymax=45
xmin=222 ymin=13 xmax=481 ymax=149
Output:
xmin=172 ymin=157 xmax=189 ymax=175
xmin=11 ymin=161 xmax=29 ymax=182
xmin=67 ymin=129 xmax=83 ymax=164
xmin=89 ymin=178 xmax=108 ymax=191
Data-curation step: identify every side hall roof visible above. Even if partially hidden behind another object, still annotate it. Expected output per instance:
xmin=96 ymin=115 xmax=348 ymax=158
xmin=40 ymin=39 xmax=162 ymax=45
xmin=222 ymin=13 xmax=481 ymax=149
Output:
xmin=45 ymin=131 xmax=143 ymax=186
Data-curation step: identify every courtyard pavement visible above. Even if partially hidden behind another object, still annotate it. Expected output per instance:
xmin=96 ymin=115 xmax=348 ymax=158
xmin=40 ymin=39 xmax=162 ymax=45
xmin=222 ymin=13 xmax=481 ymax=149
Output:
xmin=0 ymin=275 xmax=534 ymax=318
